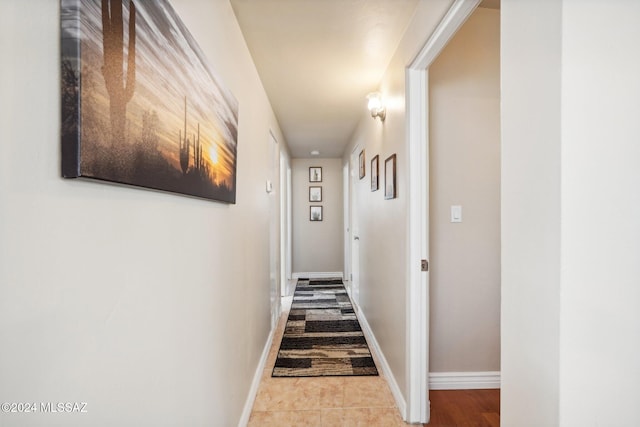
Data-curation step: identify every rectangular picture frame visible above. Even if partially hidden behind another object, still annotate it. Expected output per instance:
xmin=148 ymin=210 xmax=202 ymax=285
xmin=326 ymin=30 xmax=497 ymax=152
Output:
xmin=371 ymin=155 xmax=379 ymax=191
xmin=384 ymin=154 xmax=396 ymax=200
xmin=309 ymin=167 xmax=322 ymax=182
xmin=359 ymin=149 xmax=366 ymax=179
xmin=310 ymin=205 xmax=323 ymax=221
xmin=309 ymin=186 xmax=322 ymax=202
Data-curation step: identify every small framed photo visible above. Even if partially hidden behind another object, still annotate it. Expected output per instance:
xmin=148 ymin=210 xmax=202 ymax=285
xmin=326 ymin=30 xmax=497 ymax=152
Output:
xmin=310 ymin=205 xmax=323 ymax=221
xmin=359 ymin=150 xmax=366 ymax=179
xmin=371 ymin=155 xmax=379 ymax=191
xmin=309 ymin=167 xmax=322 ymax=182
xmin=384 ymin=154 xmax=396 ymax=200
xmin=309 ymin=186 xmax=322 ymax=202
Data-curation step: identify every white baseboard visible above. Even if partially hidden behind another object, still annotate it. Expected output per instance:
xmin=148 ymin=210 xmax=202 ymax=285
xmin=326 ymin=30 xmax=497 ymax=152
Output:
xmin=292 ymin=272 xmax=344 ymax=279
xmin=429 ymin=371 xmax=501 ymax=390
xmin=355 ymin=305 xmax=407 ymax=419
xmin=237 ymin=327 xmax=276 ymax=427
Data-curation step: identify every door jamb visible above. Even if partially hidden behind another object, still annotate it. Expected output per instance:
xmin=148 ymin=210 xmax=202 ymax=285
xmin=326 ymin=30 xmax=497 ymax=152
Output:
xmin=348 ymin=143 xmax=363 ymax=305
xmin=405 ymin=0 xmax=480 ymax=422
xmin=268 ymin=130 xmax=281 ymax=328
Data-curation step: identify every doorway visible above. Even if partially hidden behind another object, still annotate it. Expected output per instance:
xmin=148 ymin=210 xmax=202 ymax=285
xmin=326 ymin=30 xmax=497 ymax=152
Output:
xmin=404 ymin=0 xmax=483 ymax=422
xmin=347 ymin=145 xmax=363 ymax=306
xmin=343 ymin=161 xmax=351 ymax=292
xmin=280 ymin=150 xmax=292 ymax=297
xmin=268 ymin=132 xmax=280 ymax=329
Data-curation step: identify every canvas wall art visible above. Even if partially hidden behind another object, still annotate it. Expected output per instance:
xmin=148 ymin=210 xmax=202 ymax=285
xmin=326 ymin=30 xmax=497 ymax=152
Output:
xmin=61 ymin=0 xmax=239 ymax=203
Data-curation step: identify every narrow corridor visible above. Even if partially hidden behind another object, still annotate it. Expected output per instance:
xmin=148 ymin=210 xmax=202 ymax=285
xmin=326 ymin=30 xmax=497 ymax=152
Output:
xmin=247 ymin=296 xmax=407 ymax=426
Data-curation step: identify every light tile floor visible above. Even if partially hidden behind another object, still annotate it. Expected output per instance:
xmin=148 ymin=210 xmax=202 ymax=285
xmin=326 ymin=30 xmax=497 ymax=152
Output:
xmin=248 ymin=296 xmax=408 ymax=426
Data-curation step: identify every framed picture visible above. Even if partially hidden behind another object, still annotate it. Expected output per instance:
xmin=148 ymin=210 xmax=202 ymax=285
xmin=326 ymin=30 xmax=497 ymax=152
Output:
xmin=310 ymin=205 xmax=323 ymax=221
xmin=60 ymin=0 xmax=239 ymax=203
xmin=371 ymin=155 xmax=379 ymax=191
xmin=309 ymin=167 xmax=322 ymax=182
xmin=384 ymin=154 xmax=397 ymax=200
xmin=359 ymin=150 xmax=366 ymax=179
xmin=309 ymin=186 xmax=322 ymax=202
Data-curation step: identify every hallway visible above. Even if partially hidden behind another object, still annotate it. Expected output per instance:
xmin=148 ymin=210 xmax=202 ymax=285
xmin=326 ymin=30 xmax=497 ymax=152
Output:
xmin=1 ymin=1 xmax=637 ymax=426
xmin=247 ymin=295 xmax=407 ymax=426
xmin=248 ymin=290 xmax=501 ymax=426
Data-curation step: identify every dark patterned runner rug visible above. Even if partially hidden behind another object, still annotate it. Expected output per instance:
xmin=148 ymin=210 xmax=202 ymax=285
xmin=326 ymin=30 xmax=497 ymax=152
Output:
xmin=272 ymin=278 xmax=379 ymax=377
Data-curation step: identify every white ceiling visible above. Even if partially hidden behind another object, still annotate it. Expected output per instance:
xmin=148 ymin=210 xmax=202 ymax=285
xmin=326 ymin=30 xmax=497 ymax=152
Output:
xmin=230 ymin=0 xmax=499 ymax=159
xmin=230 ymin=0 xmax=420 ymax=158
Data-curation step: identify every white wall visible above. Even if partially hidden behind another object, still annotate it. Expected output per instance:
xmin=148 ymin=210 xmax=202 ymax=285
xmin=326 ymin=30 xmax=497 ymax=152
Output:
xmin=429 ymin=7 xmax=500 ymax=374
xmin=343 ymin=0 xmax=454 ymax=405
xmin=501 ymin=0 xmax=562 ymax=424
xmin=291 ymin=158 xmax=343 ymax=274
xmin=559 ymin=0 xmax=640 ymax=425
xmin=0 ymin=1 xmax=285 ymax=426
xmin=502 ymin=0 xmax=640 ymax=425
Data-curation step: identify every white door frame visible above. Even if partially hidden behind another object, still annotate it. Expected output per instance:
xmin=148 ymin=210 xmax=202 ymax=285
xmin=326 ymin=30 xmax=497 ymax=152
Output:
xmin=280 ymin=150 xmax=291 ymax=296
xmin=343 ymin=162 xmax=351 ymax=286
xmin=405 ymin=0 xmax=479 ymax=422
xmin=348 ymin=144 xmax=363 ymax=305
xmin=286 ymin=167 xmax=292 ymax=286
xmin=268 ymin=131 xmax=281 ymax=329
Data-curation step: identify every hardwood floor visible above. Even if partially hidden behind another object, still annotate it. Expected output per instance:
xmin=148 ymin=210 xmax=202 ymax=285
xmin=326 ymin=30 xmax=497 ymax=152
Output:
xmin=426 ymin=389 xmax=500 ymax=427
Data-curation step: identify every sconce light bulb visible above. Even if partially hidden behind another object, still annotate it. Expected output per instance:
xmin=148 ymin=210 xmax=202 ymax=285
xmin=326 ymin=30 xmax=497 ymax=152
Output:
xmin=367 ymin=92 xmax=385 ymax=121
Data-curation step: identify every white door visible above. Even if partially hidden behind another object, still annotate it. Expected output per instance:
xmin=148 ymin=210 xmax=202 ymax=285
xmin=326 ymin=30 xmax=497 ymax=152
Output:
xmin=280 ymin=150 xmax=292 ymax=297
xmin=268 ymin=132 xmax=280 ymax=329
xmin=343 ymin=163 xmax=351 ymax=289
xmin=349 ymin=146 xmax=362 ymax=306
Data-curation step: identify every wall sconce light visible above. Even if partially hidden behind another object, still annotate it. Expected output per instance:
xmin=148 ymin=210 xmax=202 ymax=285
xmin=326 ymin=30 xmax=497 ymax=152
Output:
xmin=367 ymin=92 xmax=386 ymax=122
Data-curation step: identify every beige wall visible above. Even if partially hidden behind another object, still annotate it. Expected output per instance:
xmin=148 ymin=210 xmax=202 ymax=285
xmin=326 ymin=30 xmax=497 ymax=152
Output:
xmin=0 ymin=0 xmax=285 ymax=425
xmin=502 ymin=0 xmax=640 ymax=426
xmin=429 ymin=8 xmax=500 ymax=373
xmin=343 ymin=0 xmax=455 ymax=404
xmin=291 ymin=158 xmax=343 ymax=274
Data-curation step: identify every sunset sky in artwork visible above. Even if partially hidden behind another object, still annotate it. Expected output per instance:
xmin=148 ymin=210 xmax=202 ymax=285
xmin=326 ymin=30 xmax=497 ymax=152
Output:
xmin=63 ymin=0 xmax=238 ymax=189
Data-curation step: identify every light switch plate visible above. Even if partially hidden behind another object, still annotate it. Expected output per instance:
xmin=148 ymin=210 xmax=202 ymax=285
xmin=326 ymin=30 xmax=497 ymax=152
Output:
xmin=451 ymin=205 xmax=462 ymax=223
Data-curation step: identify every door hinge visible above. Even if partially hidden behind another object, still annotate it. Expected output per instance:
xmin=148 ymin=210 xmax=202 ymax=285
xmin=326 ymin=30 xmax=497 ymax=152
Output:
xmin=421 ymin=259 xmax=429 ymax=272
